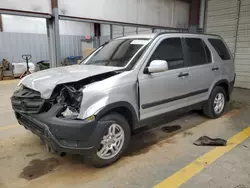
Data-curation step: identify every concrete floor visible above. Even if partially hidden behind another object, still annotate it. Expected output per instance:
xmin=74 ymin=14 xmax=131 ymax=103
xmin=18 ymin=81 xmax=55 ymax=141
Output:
xmin=0 ymin=80 xmax=250 ymax=188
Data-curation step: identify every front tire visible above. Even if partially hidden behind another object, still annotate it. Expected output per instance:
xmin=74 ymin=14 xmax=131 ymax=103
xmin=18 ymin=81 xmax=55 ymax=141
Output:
xmin=203 ymin=86 xmax=227 ymax=119
xmin=85 ymin=113 xmax=131 ymax=168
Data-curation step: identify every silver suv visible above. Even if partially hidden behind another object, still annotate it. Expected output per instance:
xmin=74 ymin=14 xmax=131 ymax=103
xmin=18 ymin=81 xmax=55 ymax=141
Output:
xmin=11 ymin=33 xmax=235 ymax=167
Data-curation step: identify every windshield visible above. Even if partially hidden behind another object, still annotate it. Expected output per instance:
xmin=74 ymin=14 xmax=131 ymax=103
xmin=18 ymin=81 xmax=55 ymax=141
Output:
xmin=82 ymin=38 xmax=150 ymax=67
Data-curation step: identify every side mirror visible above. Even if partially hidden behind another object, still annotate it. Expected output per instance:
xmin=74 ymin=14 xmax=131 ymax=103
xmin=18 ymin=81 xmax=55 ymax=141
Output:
xmin=145 ymin=60 xmax=168 ymax=74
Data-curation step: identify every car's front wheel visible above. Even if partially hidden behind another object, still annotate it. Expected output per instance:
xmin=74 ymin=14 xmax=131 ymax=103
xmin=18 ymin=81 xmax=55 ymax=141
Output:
xmin=85 ymin=113 xmax=131 ymax=168
xmin=203 ymin=86 xmax=227 ymax=118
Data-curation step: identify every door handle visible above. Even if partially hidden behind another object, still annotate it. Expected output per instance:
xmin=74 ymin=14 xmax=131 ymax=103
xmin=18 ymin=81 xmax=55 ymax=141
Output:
xmin=178 ymin=72 xmax=189 ymax=77
xmin=212 ymin=67 xmax=219 ymax=71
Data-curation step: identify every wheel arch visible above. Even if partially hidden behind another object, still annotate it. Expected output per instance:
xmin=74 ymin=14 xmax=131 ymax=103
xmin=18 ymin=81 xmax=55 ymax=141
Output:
xmin=213 ymin=79 xmax=230 ymax=101
xmin=95 ymin=101 xmax=138 ymax=130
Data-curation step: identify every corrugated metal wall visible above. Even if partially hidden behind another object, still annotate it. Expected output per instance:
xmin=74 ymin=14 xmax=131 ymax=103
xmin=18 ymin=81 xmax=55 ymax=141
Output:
xmin=206 ymin=0 xmax=250 ymax=89
xmin=112 ymin=25 xmax=153 ymax=38
xmin=0 ymin=32 xmax=89 ymax=63
xmin=101 ymin=24 xmax=186 ymax=40
xmin=235 ymin=0 xmax=250 ymax=88
xmin=0 ymin=32 xmax=49 ymax=63
xmin=124 ymin=26 xmax=137 ymax=36
xmin=60 ymin=35 xmax=88 ymax=59
xmin=112 ymin=25 xmax=124 ymax=38
xmin=137 ymin=28 xmax=153 ymax=34
xmin=206 ymin=0 xmax=238 ymax=55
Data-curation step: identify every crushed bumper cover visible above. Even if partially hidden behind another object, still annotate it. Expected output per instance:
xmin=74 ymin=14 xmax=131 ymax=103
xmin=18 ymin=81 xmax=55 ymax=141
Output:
xmin=15 ymin=104 xmax=111 ymax=155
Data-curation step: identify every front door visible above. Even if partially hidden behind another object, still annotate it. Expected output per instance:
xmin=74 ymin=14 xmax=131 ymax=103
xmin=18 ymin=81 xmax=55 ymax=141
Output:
xmin=138 ymin=37 xmax=190 ymax=120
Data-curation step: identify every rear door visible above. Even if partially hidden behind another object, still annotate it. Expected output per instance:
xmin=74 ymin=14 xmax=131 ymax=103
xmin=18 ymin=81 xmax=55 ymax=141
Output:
xmin=183 ymin=37 xmax=220 ymax=104
xmin=208 ymin=38 xmax=235 ymax=83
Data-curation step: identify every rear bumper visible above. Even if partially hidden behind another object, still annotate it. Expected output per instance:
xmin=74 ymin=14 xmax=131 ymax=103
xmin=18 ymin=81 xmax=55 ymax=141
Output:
xmin=229 ymin=73 xmax=236 ymax=94
xmin=15 ymin=104 xmax=111 ymax=155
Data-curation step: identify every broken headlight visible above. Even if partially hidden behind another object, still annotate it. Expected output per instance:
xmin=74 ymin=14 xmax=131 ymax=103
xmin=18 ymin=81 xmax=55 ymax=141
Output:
xmin=15 ymin=83 xmax=24 ymax=92
xmin=57 ymin=85 xmax=83 ymax=119
xmin=61 ymin=106 xmax=79 ymax=119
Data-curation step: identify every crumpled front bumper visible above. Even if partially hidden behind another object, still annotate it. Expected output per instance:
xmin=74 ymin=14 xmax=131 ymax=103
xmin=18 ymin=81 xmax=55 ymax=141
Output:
xmin=15 ymin=104 xmax=111 ymax=155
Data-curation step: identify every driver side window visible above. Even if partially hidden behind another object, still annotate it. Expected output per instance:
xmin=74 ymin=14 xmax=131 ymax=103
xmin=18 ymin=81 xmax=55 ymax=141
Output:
xmin=150 ymin=38 xmax=184 ymax=70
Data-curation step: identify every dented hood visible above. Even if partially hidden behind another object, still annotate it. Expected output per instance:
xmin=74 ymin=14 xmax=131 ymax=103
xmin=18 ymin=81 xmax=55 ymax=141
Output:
xmin=21 ymin=65 xmax=122 ymax=99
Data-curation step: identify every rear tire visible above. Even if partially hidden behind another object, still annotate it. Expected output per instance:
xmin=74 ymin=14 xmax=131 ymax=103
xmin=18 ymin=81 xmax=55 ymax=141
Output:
xmin=203 ymin=86 xmax=227 ymax=119
xmin=85 ymin=113 xmax=131 ymax=168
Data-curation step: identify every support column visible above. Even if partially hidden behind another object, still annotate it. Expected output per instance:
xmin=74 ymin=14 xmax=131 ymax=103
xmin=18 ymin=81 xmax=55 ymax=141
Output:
xmin=94 ymin=23 xmax=101 ymax=47
xmin=110 ymin=24 xmax=113 ymax=39
xmin=46 ymin=0 xmax=61 ymax=67
xmin=46 ymin=19 xmax=56 ymax=68
xmin=199 ymin=0 xmax=206 ymax=31
xmin=189 ymin=0 xmax=201 ymax=32
xmin=53 ymin=8 xmax=61 ymax=67
xmin=0 ymin=14 xmax=3 ymax=32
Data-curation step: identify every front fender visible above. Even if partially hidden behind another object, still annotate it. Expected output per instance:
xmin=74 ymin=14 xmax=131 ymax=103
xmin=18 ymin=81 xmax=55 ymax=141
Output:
xmin=78 ymin=84 xmax=139 ymax=121
xmin=80 ymin=96 xmax=110 ymax=119
xmin=79 ymin=95 xmax=138 ymax=123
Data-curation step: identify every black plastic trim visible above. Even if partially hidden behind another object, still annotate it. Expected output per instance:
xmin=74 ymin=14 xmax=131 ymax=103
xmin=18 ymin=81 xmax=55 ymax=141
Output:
xmin=14 ymin=104 xmax=115 ymax=155
xmin=156 ymin=32 xmax=222 ymax=38
xmin=178 ymin=72 xmax=189 ymax=77
xmin=137 ymin=101 xmax=206 ymax=129
xmin=212 ymin=67 xmax=219 ymax=71
xmin=214 ymin=79 xmax=229 ymax=95
xmin=141 ymin=88 xmax=209 ymax=109
xmin=95 ymin=101 xmax=139 ymax=126
xmin=229 ymin=74 xmax=236 ymax=94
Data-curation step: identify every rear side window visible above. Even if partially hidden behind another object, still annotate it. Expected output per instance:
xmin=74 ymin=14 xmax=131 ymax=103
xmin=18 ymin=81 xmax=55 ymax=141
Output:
xmin=208 ymin=39 xmax=231 ymax=60
xmin=150 ymin=38 xmax=184 ymax=70
xmin=184 ymin=38 xmax=208 ymax=66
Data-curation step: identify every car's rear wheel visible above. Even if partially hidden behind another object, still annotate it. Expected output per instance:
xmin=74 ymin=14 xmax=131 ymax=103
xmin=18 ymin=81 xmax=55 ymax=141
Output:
xmin=203 ymin=86 xmax=227 ymax=119
xmin=85 ymin=113 xmax=131 ymax=168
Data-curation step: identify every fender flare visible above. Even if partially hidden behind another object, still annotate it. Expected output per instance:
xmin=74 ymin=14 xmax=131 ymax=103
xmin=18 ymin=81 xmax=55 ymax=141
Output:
xmin=95 ymin=101 xmax=138 ymax=127
xmin=213 ymin=79 xmax=230 ymax=100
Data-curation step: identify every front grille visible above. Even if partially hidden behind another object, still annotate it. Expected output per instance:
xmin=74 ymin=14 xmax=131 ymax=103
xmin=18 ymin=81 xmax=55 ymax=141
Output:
xmin=17 ymin=113 xmax=45 ymax=135
xmin=11 ymin=87 xmax=45 ymax=114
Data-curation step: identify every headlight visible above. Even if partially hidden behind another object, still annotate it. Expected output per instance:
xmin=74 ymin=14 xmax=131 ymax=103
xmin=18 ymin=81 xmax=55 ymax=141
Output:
xmin=15 ymin=83 xmax=24 ymax=92
xmin=15 ymin=77 xmax=26 ymax=91
xmin=17 ymin=76 xmax=27 ymax=86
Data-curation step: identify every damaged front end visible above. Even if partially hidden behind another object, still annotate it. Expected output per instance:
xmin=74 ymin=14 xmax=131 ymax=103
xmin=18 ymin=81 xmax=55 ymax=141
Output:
xmin=49 ymin=71 xmax=118 ymax=119
xmin=56 ymin=85 xmax=83 ymax=119
xmin=11 ymin=72 xmax=119 ymax=155
xmin=12 ymin=71 xmax=119 ymax=119
xmin=11 ymin=83 xmax=83 ymax=120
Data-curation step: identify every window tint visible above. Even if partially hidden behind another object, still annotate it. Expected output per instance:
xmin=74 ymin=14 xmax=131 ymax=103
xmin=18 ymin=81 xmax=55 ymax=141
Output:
xmin=185 ymin=38 xmax=207 ymax=66
xmin=208 ymin=39 xmax=231 ymax=60
xmin=204 ymin=42 xmax=212 ymax=63
xmin=127 ymin=44 xmax=148 ymax=70
xmin=150 ymin=38 xmax=184 ymax=70
xmin=84 ymin=39 xmax=149 ymax=67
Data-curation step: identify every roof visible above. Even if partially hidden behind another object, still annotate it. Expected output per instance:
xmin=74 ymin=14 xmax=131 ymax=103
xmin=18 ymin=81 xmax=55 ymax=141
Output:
xmin=116 ymin=33 xmax=157 ymax=39
xmin=157 ymin=32 xmax=221 ymax=38
xmin=115 ymin=32 xmax=221 ymax=40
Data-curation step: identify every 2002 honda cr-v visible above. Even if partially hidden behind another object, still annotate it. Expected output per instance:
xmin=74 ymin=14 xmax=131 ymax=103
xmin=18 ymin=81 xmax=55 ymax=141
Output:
xmin=11 ymin=32 xmax=235 ymax=167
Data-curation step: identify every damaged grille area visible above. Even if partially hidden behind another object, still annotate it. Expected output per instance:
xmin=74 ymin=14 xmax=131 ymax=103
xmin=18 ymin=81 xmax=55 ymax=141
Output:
xmin=16 ymin=113 xmax=45 ymax=135
xmin=11 ymin=87 xmax=45 ymax=114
